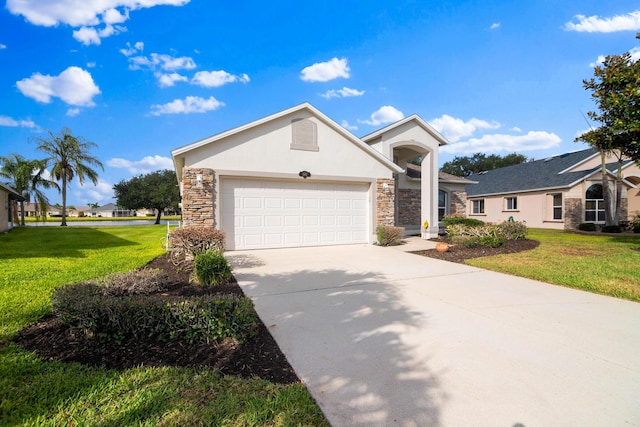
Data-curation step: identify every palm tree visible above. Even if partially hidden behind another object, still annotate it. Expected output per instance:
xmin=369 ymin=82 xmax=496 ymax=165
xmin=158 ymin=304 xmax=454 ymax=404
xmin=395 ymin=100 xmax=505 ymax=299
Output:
xmin=36 ymin=128 xmax=103 ymax=226
xmin=0 ymin=153 xmax=58 ymax=225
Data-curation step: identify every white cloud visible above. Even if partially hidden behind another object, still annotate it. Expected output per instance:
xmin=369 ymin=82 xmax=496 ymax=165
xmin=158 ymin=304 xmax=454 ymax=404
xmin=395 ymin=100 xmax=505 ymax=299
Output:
xmin=320 ymin=87 xmax=365 ymax=99
xmin=107 ymin=155 xmax=173 ymax=174
xmin=7 ymin=0 xmax=187 ymax=45
xmin=149 ymin=96 xmax=224 ymax=116
xmin=128 ymin=53 xmax=196 ymax=71
xmin=0 ymin=43 xmax=6 ymax=49
xmin=564 ymin=10 xmax=640 ymax=32
xmin=0 ymin=115 xmax=37 ymax=128
xmin=156 ymin=72 xmax=188 ymax=87
xmin=16 ymin=66 xmax=101 ymax=106
xmin=490 ymin=23 xmax=500 ymax=30
xmin=120 ymin=41 xmax=144 ymax=56
xmin=341 ymin=120 xmax=358 ymax=131
xmin=191 ymin=70 xmax=250 ymax=87
xmin=66 ymin=108 xmax=80 ymax=116
xmin=73 ymin=24 xmax=125 ymax=45
xmin=6 ymin=0 xmax=189 ymax=26
xmin=429 ymin=114 xmax=501 ymax=143
xmin=358 ymin=105 xmax=404 ymax=126
xmin=75 ymin=178 xmax=114 ymax=204
xmin=589 ymin=47 xmax=640 ymax=68
xmin=86 ymin=62 xmax=96 ymax=68
xmin=440 ymin=131 xmax=562 ymax=154
xmin=301 ymin=57 xmax=350 ymax=82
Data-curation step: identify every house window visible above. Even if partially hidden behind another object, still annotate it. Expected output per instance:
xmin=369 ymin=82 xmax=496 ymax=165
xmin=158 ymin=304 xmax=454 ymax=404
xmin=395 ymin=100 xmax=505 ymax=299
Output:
xmin=290 ymin=119 xmax=319 ymax=151
xmin=552 ymin=193 xmax=562 ymax=220
xmin=505 ymin=197 xmax=518 ymax=211
xmin=585 ymin=184 xmax=605 ymax=222
xmin=472 ymin=199 xmax=485 ymax=214
xmin=438 ymin=190 xmax=448 ymax=220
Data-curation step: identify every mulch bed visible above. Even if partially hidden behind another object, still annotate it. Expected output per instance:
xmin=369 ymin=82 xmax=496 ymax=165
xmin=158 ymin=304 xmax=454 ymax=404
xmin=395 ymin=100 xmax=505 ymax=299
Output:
xmin=412 ymin=238 xmax=540 ymax=264
xmin=14 ymin=254 xmax=298 ymax=385
xmin=14 ymin=240 xmax=539 ymax=384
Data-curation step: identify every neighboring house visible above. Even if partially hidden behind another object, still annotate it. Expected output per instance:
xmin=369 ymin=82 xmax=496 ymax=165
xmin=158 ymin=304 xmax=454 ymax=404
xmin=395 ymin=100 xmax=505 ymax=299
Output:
xmin=1 ymin=182 xmax=23 ymax=232
xmin=465 ymin=148 xmax=640 ymax=229
xmin=90 ymin=203 xmax=136 ymax=218
xmin=171 ymin=102 xmax=447 ymax=250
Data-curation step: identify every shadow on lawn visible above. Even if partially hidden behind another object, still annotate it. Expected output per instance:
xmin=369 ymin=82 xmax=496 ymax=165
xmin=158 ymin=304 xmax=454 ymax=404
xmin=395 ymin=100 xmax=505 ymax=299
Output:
xmin=229 ymin=254 xmax=447 ymax=427
xmin=2 ymin=227 xmax=139 ymax=259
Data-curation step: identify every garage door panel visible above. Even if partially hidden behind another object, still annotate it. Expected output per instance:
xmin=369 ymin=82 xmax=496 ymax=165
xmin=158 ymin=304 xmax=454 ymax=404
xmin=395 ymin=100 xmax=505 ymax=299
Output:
xmin=221 ymin=178 xmax=370 ymax=250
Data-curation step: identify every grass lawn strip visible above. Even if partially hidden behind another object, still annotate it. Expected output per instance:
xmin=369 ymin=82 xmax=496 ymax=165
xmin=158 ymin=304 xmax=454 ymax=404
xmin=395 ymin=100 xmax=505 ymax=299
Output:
xmin=0 ymin=226 xmax=327 ymax=426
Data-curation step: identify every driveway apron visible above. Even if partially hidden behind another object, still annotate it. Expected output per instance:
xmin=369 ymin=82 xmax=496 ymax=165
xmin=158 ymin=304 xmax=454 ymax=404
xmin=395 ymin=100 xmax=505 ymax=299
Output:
xmin=226 ymin=244 xmax=640 ymax=427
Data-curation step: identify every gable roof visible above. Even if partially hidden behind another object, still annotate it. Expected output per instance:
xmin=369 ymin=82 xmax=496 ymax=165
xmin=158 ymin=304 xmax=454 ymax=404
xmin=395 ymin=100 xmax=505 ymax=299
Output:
xmin=466 ymin=148 xmax=623 ymax=197
xmin=0 ymin=182 xmax=24 ymax=201
xmin=360 ymin=114 xmax=449 ymax=146
xmin=404 ymin=163 xmax=478 ymax=184
xmin=171 ymin=102 xmax=404 ymax=181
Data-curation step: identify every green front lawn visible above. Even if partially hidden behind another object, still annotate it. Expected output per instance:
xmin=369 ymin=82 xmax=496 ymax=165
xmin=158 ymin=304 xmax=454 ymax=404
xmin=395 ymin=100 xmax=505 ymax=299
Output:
xmin=0 ymin=226 xmax=327 ymax=426
xmin=467 ymin=229 xmax=640 ymax=302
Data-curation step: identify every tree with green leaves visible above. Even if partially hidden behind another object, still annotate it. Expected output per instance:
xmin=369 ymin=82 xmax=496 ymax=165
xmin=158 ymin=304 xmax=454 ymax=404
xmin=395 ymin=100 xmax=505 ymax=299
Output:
xmin=576 ymin=48 xmax=640 ymax=225
xmin=440 ymin=152 xmax=529 ymax=177
xmin=113 ymin=169 xmax=180 ymax=224
xmin=0 ymin=153 xmax=59 ymax=225
xmin=36 ymin=128 xmax=104 ymax=226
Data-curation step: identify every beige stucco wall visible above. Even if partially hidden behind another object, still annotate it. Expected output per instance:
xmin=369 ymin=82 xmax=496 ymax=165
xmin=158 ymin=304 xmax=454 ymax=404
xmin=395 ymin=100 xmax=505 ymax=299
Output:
xmin=181 ymin=111 xmax=394 ymax=180
xmin=1 ymin=189 xmax=10 ymax=232
xmin=468 ymin=191 xmax=567 ymax=229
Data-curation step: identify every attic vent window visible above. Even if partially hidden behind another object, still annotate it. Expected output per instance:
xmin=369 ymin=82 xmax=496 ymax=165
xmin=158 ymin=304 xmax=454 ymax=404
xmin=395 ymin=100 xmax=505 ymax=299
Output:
xmin=290 ymin=119 xmax=319 ymax=152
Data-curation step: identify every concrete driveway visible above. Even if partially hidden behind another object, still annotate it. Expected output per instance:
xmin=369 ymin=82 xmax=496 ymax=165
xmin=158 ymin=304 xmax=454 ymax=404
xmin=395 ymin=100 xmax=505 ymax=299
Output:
xmin=226 ymin=244 xmax=640 ymax=427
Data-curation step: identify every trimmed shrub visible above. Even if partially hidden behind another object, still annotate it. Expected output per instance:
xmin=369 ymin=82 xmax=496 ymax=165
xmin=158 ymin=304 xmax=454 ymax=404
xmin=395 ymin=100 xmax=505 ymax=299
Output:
xmin=633 ymin=215 xmax=640 ymax=233
xmin=601 ymin=225 xmax=622 ymax=233
xmin=52 ymin=284 xmax=258 ymax=344
xmin=93 ymin=268 xmax=170 ymax=296
xmin=168 ymin=227 xmax=226 ymax=267
xmin=193 ymin=249 xmax=233 ymax=286
xmin=578 ymin=223 xmax=597 ymax=232
xmin=376 ymin=226 xmax=405 ymax=246
xmin=446 ymin=220 xmax=527 ymax=248
xmin=495 ymin=220 xmax=528 ymax=240
xmin=441 ymin=216 xmax=485 ymax=227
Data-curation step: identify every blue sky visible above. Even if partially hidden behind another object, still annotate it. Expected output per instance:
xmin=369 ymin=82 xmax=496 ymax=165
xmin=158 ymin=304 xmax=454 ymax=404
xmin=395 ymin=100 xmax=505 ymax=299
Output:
xmin=1 ymin=0 xmax=639 ymax=207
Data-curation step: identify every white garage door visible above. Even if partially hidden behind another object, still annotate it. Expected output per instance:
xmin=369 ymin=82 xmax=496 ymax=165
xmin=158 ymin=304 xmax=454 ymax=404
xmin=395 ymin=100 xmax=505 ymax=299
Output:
xmin=221 ymin=178 xmax=370 ymax=250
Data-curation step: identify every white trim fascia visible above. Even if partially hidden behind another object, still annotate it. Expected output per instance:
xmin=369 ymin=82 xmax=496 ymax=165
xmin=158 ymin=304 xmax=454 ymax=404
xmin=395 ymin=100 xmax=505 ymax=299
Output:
xmin=361 ymin=114 xmax=449 ymax=146
xmin=171 ymin=102 xmax=403 ymax=174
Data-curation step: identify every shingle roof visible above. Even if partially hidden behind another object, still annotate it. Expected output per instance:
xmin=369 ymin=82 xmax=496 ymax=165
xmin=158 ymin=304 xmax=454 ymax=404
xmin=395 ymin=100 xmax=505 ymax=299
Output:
xmin=466 ymin=148 xmax=602 ymax=196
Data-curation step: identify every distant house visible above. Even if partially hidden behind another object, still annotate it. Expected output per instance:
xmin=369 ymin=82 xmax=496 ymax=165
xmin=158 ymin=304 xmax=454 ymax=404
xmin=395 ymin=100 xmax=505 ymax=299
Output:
xmin=465 ymin=148 xmax=640 ymax=229
xmin=1 ymin=183 xmax=24 ymax=232
xmin=90 ymin=203 xmax=136 ymax=218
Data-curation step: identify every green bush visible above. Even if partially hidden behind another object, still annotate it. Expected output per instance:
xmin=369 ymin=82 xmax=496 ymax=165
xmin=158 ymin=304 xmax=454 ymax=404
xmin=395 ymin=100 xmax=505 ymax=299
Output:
xmin=52 ymin=284 xmax=258 ymax=344
xmin=193 ymin=249 xmax=233 ymax=286
xmin=601 ymin=225 xmax=622 ymax=233
xmin=441 ymin=216 xmax=485 ymax=227
xmin=446 ymin=220 xmax=527 ymax=248
xmin=578 ymin=223 xmax=597 ymax=232
xmin=634 ymin=215 xmax=640 ymax=233
xmin=376 ymin=226 xmax=405 ymax=246
xmin=495 ymin=220 xmax=528 ymax=240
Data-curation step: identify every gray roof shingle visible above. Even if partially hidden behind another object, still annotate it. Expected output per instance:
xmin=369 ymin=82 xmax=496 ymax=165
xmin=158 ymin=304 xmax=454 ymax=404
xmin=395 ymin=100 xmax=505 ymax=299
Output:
xmin=466 ymin=148 xmax=602 ymax=196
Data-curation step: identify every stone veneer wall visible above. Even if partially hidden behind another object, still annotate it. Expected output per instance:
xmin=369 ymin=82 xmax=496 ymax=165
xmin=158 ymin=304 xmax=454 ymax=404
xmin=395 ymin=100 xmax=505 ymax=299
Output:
xmin=181 ymin=168 xmax=215 ymax=228
xmin=450 ymin=191 xmax=467 ymax=216
xmin=376 ymin=178 xmax=395 ymax=227
xmin=564 ymin=198 xmax=582 ymax=230
xmin=397 ymin=189 xmax=420 ymax=226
